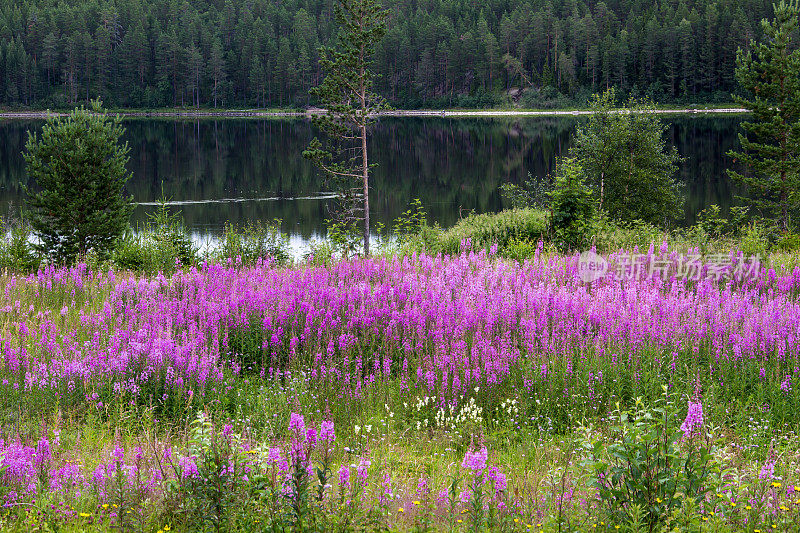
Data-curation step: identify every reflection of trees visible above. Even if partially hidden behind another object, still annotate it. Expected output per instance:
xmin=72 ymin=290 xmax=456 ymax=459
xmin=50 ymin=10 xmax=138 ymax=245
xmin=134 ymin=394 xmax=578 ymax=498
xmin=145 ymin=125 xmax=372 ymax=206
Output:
xmin=0 ymin=116 xmax=744 ymax=237
xmin=667 ymin=116 xmax=744 ymax=224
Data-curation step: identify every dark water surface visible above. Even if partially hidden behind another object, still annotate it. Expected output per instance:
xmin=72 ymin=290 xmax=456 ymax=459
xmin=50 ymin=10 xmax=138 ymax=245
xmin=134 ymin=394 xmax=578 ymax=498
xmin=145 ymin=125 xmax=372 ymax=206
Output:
xmin=0 ymin=116 xmax=743 ymax=242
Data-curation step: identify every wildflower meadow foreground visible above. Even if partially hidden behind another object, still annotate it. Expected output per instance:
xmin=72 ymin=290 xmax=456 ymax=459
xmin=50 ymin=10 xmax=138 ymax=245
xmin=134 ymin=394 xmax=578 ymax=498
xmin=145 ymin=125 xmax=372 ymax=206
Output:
xmin=1 ymin=245 xmax=800 ymax=532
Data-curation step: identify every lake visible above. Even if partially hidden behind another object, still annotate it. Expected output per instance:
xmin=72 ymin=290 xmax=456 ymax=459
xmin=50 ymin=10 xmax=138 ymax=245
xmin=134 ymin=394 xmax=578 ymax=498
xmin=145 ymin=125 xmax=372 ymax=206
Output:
xmin=0 ymin=115 xmax=743 ymax=246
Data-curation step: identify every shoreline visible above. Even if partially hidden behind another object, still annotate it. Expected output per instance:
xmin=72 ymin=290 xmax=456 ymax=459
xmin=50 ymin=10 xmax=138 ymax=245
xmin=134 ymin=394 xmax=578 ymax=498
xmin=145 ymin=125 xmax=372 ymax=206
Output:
xmin=0 ymin=107 xmax=748 ymax=119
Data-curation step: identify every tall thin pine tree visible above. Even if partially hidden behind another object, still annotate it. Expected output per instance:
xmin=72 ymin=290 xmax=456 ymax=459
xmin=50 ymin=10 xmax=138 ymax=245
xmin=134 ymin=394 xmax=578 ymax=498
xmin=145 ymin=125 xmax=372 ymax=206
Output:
xmin=303 ymin=0 xmax=388 ymax=257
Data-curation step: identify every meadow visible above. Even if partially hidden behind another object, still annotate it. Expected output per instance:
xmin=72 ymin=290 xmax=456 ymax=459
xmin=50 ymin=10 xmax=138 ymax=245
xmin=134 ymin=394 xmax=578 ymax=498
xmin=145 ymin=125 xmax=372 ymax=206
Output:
xmin=0 ymin=243 xmax=799 ymax=532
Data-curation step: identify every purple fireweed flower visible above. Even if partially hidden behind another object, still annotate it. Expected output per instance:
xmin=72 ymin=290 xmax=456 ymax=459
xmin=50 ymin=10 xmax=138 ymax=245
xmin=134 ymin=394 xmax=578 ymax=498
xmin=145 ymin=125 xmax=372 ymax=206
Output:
xmin=111 ymin=445 xmax=124 ymax=462
xmin=380 ymin=473 xmax=393 ymax=505
xmin=417 ymin=476 xmax=430 ymax=498
xmin=306 ymin=427 xmax=318 ymax=447
xmin=267 ymin=447 xmax=282 ymax=464
xmin=680 ymin=401 xmax=704 ymax=438
xmin=338 ymin=464 xmax=351 ymax=489
xmin=35 ymin=438 xmax=51 ymax=468
xmin=178 ymin=456 xmax=199 ymax=479
xmin=357 ymin=458 xmax=370 ymax=483
xmin=320 ymin=421 xmax=335 ymax=444
xmin=462 ymin=447 xmax=488 ymax=474
xmin=289 ymin=413 xmax=305 ymax=435
xmin=759 ymin=462 xmax=775 ymax=480
xmin=486 ymin=465 xmax=507 ymax=494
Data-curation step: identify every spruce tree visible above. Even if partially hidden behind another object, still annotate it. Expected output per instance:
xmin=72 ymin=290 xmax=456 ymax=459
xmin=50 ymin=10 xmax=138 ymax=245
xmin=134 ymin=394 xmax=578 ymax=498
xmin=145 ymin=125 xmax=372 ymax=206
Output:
xmin=24 ymin=100 xmax=133 ymax=264
xmin=728 ymin=0 xmax=800 ymax=232
xmin=303 ymin=0 xmax=388 ymax=256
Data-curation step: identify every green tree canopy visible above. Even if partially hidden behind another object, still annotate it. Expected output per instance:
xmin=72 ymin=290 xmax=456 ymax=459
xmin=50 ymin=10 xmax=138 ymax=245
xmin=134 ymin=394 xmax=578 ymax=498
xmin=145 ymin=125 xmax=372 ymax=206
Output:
xmin=24 ymin=101 xmax=133 ymax=263
xmin=570 ymin=89 xmax=684 ymax=226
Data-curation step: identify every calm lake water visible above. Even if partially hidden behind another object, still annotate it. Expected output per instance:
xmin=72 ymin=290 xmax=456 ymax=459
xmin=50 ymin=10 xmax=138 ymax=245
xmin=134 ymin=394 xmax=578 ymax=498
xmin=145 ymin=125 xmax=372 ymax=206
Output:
xmin=0 ymin=116 xmax=743 ymax=245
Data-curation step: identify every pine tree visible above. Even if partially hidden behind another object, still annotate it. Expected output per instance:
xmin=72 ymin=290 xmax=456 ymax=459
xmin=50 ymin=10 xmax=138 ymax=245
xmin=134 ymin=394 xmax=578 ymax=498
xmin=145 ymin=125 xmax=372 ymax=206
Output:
xmin=304 ymin=0 xmax=388 ymax=256
xmin=208 ymin=39 xmax=226 ymax=109
xmin=728 ymin=0 xmax=800 ymax=231
xmin=24 ymin=100 xmax=133 ymax=263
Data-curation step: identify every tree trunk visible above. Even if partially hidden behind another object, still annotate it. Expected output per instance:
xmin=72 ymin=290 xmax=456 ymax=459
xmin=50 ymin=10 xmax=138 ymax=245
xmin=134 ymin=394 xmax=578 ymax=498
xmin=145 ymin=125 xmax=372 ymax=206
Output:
xmin=360 ymin=34 xmax=370 ymax=257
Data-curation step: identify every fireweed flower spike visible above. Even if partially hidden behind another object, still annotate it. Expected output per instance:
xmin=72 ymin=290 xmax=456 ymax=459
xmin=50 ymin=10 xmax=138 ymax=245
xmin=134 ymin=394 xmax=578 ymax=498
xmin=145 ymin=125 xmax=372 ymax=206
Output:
xmin=680 ymin=401 xmax=704 ymax=438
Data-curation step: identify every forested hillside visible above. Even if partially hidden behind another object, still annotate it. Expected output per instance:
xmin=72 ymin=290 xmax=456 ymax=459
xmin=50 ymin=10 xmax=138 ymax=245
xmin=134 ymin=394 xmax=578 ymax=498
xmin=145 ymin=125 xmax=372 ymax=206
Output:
xmin=0 ymin=0 xmax=774 ymax=109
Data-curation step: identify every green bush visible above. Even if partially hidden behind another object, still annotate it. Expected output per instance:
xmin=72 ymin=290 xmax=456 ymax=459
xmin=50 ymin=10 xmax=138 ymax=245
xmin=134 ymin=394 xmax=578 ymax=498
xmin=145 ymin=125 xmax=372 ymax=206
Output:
xmin=583 ymin=390 xmax=718 ymax=532
xmin=591 ymin=216 xmax=666 ymax=254
xmin=775 ymin=232 xmax=800 ymax=251
xmin=436 ymin=208 xmax=548 ymax=254
xmin=0 ymin=218 xmax=40 ymax=273
xmin=739 ymin=220 xmax=771 ymax=258
xmin=549 ymin=158 xmax=594 ymax=252
xmin=498 ymin=237 xmax=540 ymax=263
xmin=215 ymin=220 xmax=289 ymax=266
xmin=111 ymin=201 xmax=197 ymax=274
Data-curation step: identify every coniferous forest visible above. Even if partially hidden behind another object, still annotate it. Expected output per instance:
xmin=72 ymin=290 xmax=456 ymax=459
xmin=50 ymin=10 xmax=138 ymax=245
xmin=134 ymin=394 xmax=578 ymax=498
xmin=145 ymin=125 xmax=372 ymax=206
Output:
xmin=0 ymin=0 xmax=776 ymax=109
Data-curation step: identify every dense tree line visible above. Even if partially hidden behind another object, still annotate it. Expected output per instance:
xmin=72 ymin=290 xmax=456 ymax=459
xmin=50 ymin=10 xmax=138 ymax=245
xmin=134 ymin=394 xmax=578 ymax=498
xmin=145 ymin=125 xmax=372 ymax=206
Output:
xmin=0 ymin=0 xmax=775 ymax=109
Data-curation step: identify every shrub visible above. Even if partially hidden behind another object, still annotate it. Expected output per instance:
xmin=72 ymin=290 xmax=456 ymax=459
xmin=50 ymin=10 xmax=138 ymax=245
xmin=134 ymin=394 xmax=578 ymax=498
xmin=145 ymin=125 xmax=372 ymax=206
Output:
xmin=739 ymin=220 xmax=771 ymax=258
xmin=549 ymin=158 xmax=594 ymax=252
xmin=215 ymin=220 xmax=289 ymax=266
xmin=775 ymin=232 xmax=800 ymax=251
xmin=583 ymin=389 xmax=718 ymax=532
xmin=499 ymin=172 xmax=552 ymax=209
xmin=0 ymin=217 xmax=40 ymax=273
xmin=499 ymin=237 xmax=540 ymax=263
xmin=436 ymin=208 xmax=548 ymax=254
xmin=111 ymin=200 xmax=197 ymax=274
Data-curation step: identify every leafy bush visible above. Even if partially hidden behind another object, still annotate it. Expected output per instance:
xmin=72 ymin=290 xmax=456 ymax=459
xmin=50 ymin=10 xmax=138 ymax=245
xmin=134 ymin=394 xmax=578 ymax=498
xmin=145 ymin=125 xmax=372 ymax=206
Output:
xmin=549 ymin=158 xmax=594 ymax=252
xmin=111 ymin=200 xmax=197 ymax=274
xmin=739 ymin=220 xmax=771 ymax=258
xmin=591 ymin=216 xmax=665 ymax=253
xmin=436 ymin=208 xmax=548 ymax=254
xmin=499 ymin=172 xmax=552 ymax=209
xmin=392 ymin=198 xmax=428 ymax=245
xmin=499 ymin=237 xmax=541 ymax=263
xmin=215 ymin=220 xmax=289 ymax=266
xmin=0 ymin=217 xmax=40 ymax=273
xmin=583 ymin=390 xmax=717 ymax=532
xmin=775 ymin=232 xmax=800 ymax=251
xmin=695 ymin=204 xmax=750 ymax=238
